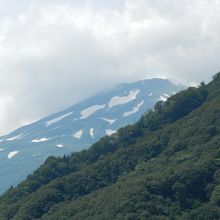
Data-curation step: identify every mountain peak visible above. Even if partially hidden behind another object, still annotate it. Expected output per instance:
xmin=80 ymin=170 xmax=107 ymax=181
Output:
xmin=0 ymin=78 xmax=183 ymax=194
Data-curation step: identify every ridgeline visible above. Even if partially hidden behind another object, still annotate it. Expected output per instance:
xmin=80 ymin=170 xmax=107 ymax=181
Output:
xmin=0 ymin=73 xmax=220 ymax=220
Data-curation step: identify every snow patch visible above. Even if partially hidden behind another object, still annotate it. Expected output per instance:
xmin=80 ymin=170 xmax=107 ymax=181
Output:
xmin=31 ymin=138 xmax=49 ymax=143
xmin=6 ymin=134 xmax=23 ymax=141
xmin=52 ymin=126 xmax=61 ymax=130
xmin=123 ymin=100 xmax=144 ymax=117
xmin=0 ymin=148 xmax=4 ymax=151
xmin=8 ymin=151 xmax=19 ymax=159
xmin=101 ymin=118 xmax=116 ymax=125
xmin=148 ymin=92 xmax=153 ymax=96
xmin=45 ymin=112 xmax=73 ymax=126
xmin=106 ymin=129 xmax=117 ymax=136
xmin=158 ymin=96 xmax=167 ymax=102
xmin=108 ymin=89 xmax=140 ymax=108
xmin=90 ymin=128 xmax=94 ymax=138
xmin=163 ymin=93 xmax=170 ymax=97
xmin=0 ymin=139 xmax=3 ymax=142
xmin=56 ymin=144 xmax=64 ymax=148
xmin=73 ymin=130 xmax=83 ymax=139
xmin=80 ymin=105 xmax=105 ymax=119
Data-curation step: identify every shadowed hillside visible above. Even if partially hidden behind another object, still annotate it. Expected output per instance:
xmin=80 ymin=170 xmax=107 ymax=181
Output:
xmin=0 ymin=73 xmax=220 ymax=220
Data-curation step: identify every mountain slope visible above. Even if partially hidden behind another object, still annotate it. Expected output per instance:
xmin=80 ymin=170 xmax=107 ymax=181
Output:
xmin=1 ymin=73 xmax=220 ymax=219
xmin=0 ymin=78 xmax=182 ymax=194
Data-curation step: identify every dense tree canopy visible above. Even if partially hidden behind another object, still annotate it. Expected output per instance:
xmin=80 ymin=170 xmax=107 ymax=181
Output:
xmin=0 ymin=73 xmax=220 ymax=219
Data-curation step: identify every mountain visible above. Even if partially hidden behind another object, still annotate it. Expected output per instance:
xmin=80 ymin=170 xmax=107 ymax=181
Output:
xmin=0 ymin=78 xmax=183 ymax=195
xmin=0 ymin=72 xmax=219 ymax=220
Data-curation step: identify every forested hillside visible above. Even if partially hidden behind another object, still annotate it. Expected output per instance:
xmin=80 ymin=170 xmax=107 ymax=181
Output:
xmin=0 ymin=78 xmax=181 ymax=195
xmin=0 ymin=73 xmax=220 ymax=220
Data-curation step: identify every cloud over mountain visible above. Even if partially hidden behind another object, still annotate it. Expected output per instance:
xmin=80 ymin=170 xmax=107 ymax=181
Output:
xmin=0 ymin=0 xmax=220 ymax=134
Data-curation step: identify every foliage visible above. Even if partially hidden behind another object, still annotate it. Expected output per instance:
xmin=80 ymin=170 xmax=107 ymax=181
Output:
xmin=0 ymin=73 xmax=220 ymax=219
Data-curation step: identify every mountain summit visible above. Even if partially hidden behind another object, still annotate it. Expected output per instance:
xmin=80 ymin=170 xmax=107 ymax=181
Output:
xmin=0 ymin=78 xmax=182 ymax=194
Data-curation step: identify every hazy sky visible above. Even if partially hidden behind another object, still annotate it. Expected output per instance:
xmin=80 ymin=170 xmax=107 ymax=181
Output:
xmin=0 ymin=0 xmax=220 ymax=135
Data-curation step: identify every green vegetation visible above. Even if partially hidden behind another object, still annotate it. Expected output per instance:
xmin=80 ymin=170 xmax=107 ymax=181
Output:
xmin=0 ymin=72 xmax=220 ymax=220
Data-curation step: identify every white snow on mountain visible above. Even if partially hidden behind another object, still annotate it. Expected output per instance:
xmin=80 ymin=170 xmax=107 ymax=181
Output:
xmin=31 ymin=138 xmax=49 ymax=143
xmin=52 ymin=126 xmax=62 ymax=130
xmin=101 ymin=118 xmax=116 ymax=125
xmin=105 ymin=129 xmax=117 ymax=136
xmin=90 ymin=128 xmax=94 ymax=138
xmin=73 ymin=130 xmax=83 ymax=139
xmin=45 ymin=112 xmax=73 ymax=127
xmin=56 ymin=144 xmax=64 ymax=148
xmin=6 ymin=134 xmax=23 ymax=141
xmin=123 ymin=100 xmax=144 ymax=117
xmin=0 ymin=78 xmax=184 ymax=195
xmin=108 ymin=89 xmax=140 ymax=108
xmin=163 ymin=93 xmax=170 ymax=97
xmin=8 ymin=151 xmax=19 ymax=159
xmin=80 ymin=105 xmax=106 ymax=119
xmin=158 ymin=95 xmax=168 ymax=102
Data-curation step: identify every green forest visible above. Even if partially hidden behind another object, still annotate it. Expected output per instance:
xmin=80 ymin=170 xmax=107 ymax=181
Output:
xmin=0 ymin=72 xmax=220 ymax=220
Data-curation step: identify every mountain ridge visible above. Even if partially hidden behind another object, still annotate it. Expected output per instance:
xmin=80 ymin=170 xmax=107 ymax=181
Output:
xmin=0 ymin=72 xmax=219 ymax=219
xmin=0 ymin=78 xmax=182 ymax=194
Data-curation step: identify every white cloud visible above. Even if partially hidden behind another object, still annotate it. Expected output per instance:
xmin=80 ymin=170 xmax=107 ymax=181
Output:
xmin=0 ymin=0 xmax=220 ymax=135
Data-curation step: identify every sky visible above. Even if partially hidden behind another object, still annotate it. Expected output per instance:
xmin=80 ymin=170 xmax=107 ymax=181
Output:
xmin=0 ymin=0 xmax=220 ymax=135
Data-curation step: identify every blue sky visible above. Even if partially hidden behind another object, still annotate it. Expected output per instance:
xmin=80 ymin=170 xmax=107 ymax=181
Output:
xmin=0 ymin=0 xmax=220 ymax=135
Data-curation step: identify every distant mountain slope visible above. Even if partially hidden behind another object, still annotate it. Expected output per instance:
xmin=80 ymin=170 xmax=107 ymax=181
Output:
xmin=0 ymin=78 xmax=182 ymax=194
xmin=0 ymin=73 xmax=219 ymax=220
